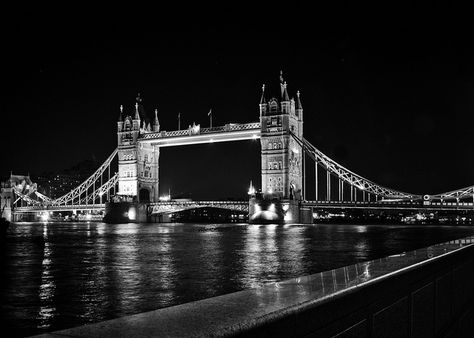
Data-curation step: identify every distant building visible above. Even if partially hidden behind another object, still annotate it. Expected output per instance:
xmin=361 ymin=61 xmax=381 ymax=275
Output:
xmin=33 ymin=159 xmax=98 ymax=199
xmin=1 ymin=174 xmax=36 ymax=221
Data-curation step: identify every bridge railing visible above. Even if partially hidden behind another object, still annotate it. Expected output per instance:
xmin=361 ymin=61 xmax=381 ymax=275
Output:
xmin=14 ymin=204 xmax=106 ymax=212
xmin=141 ymin=122 xmax=261 ymax=140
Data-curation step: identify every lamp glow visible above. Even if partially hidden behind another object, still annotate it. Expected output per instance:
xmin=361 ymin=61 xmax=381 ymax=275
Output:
xmin=248 ymin=180 xmax=255 ymax=195
xmin=128 ymin=208 xmax=136 ymax=220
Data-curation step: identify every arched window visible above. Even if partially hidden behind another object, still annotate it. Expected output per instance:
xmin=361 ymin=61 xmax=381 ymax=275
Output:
xmin=269 ymin=98 xmax=278 ymax=113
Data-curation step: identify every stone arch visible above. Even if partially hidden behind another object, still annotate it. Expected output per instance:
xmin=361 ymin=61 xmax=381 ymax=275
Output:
xmin=139 ymin=188 xmax=150 ymax=202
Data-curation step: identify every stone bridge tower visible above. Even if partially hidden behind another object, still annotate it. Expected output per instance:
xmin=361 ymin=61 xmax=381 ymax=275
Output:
xmin=117 ymin=94 xmax=160 ymax=202
xmin=259 ymin=72 xmax=304 ymax=200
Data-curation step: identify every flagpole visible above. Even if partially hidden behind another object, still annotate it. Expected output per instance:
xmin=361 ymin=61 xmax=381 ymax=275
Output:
xmin=208 ymin=108 xmax=212 ymax=129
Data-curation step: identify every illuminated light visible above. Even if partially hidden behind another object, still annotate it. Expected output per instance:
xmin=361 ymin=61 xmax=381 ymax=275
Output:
xmin=252 ymin=134 xmax=258 ymax=139
xmin=268 ymin=188 xmax=273 ymax=194
xmin=284 ymin=212 xmax=292 ymax=221
xmin=98 ymin=191 xmax=104 ymax=197
xmin=358 ymin=185 xmax=365 ymax=190
xmin=282 ymin=204 xmax=289 ymax=212
xmin=268 ymin=203 xmax=276 ymax=212
xmin=128 ymin=208 xmax=136 ymax=220
xmin=159 ymin=195 xmax=171 ymax=201
xmin=209 ymin=138 xmax=214 ymax=143
xmin=248 ymin=180 xmax=255 ymax=195
xmin=85 ymin=214 xmax=92 ymax=221
xmin=292 ymin=147 xmax=299 ymax=153
xmin=40 ymin=213 xmax=49 ymax=222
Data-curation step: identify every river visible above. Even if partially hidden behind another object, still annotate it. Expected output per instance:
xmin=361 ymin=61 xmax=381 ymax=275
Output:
xmin=2 ymin=222 xmax=474 ymax=337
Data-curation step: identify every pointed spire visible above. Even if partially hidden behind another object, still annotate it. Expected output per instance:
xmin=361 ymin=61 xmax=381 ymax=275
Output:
xmin=147 ymin=123 xmax=151 ymax=132
xmin=153 ymin=109 xmax=160 ymax=132
xmin=118 ymin=105 xmax=123 ymax=121
xmin=282 ymin=81 xmax=290 ymax=101
xmin=280 ymin=70 xmax=284 ymax=98
xmin=134 ymin=102 xmax=140 ymax=120
xmin=279 ymin=70 xmax=289 ymax=101
xmin=296 ymin=90 xmax=303 ymax=109
xmin=260 ymin=84 xmax=267 ymax=104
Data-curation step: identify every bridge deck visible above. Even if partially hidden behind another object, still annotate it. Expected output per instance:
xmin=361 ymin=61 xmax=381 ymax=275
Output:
xmin=139 ymin=122 xmax=261 ymax=147
xmin=305 ymin=200 xmax=474 ymax=211
xmin=149 ymin=200 xmax=249 ymax=214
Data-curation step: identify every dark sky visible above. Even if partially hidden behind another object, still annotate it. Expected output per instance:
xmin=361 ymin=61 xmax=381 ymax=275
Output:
xmin=2 ymin=18 xmax=474 ymax=199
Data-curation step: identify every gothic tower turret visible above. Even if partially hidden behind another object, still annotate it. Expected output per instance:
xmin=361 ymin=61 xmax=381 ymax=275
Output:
xmin=153 ymin=109 xmax=160 ymax=132
xmin=117 ymin=105 xmax=124 ymax=132
xmin=133 ymin=102 xmax=141 ymax=130
xmin=259 ymin=72 xmax=304 ymax=200
xmin=259 ymin=84 xmax=267 ymax=116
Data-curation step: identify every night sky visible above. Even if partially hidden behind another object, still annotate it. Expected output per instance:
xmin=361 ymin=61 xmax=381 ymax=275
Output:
xmin=3 ymin=18 xmax=474 ymax=199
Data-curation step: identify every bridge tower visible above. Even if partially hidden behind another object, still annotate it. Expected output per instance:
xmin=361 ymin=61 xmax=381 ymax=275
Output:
xmin=259 ymin=72 xmax=304 ymax=200
xmin=117 ymin=94 xmax=160 ymax=202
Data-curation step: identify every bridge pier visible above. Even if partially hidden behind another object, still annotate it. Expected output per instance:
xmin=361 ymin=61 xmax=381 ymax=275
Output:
xmin=249 ymin=196 xmax=312 ymax=224
xmin=103 ymin=201 xmax=150 ymax=223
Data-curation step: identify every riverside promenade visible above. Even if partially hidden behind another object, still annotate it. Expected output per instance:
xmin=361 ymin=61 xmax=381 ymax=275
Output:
xmin=33 ymin=236 xmax=474 ymax=337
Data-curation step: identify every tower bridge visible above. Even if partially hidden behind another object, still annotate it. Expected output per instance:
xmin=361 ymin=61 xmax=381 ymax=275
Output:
xmin=4 ymin=72 xmax=474 ymax=223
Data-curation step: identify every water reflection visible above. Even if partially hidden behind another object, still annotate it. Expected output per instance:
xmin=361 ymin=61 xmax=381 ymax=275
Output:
xmin=2 ymin=222 xmax=474 ymax=336
xmin=37 ymin=224 xmax=56 ymax=329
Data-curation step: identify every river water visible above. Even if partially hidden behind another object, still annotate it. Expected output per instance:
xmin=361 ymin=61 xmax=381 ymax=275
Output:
xmin=2 ymin=222 xmax=474 ymax=337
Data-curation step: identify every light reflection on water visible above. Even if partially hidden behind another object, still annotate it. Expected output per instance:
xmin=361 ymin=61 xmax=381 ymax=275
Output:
xmin=2 ymin=222 xmax=474 ymax=337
